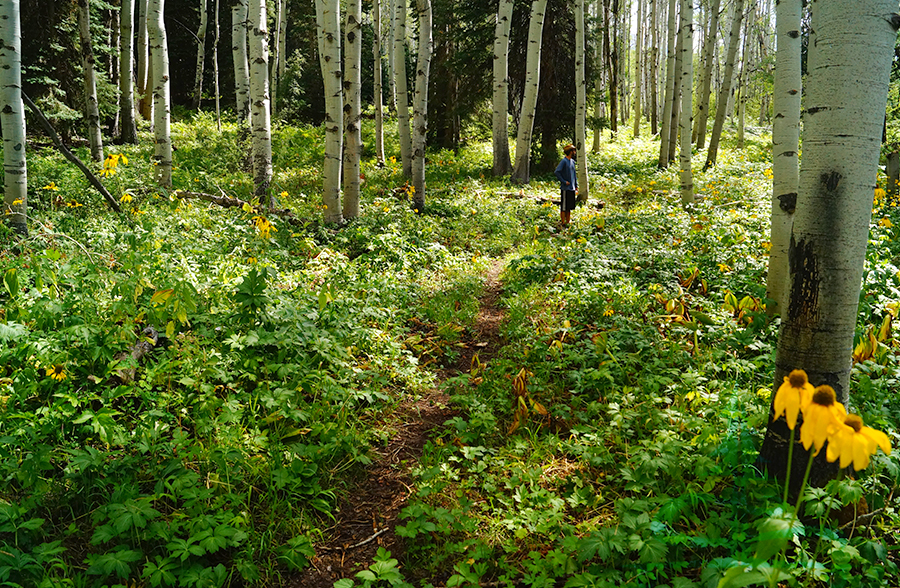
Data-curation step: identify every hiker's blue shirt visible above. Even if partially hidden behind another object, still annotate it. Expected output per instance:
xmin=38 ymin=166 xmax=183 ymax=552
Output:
xmin=555 ymin=156 xmax=577 ymax=191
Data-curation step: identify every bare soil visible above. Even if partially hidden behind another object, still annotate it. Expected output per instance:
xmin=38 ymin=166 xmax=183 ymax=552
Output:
xmin=288 ymin=261 xmax=506 ymax=587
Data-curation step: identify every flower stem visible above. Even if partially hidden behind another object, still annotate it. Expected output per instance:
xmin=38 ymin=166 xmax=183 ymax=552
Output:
xmin=783 ymin=427 xmax=796 ymax=505
xmin=795 ymin=447 xmax=816 ymax=516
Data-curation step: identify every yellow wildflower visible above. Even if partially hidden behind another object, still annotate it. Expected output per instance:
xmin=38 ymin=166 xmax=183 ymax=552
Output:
xmin=46 ymin=365 xmax=67 ymax=381
xmin=772 ymin=369 xmax=813 ymax=430
xmin=800 ymin=385 xmax=847 ymax=454
xmin=880 ymin=217 xmax=893 ymax=228
xmin=603 ymin=309 xmax=614 ymax=317
xmin=826 ymin=414 xmax=891 ymax=471
xmin=11 ymin=199 xmax=22 ymax=206
xmin=42 ymin=182 xmax=59 ymax=191
xmin=120 ymin=193 xmax=133 ymax=203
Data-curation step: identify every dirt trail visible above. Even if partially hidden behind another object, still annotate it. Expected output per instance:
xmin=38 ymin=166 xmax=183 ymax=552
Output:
xmin=291 ymin=261 xmax=506 ymax=587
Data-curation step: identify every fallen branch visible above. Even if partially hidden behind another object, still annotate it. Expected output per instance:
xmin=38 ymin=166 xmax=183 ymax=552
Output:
xmin=839 ymin=507 xmax=886 ymax=532
xmin=173 ymin=190 xmax=305 ymax=226
xmin=318 ymin=528 xmax=388 ymax=552
xmin=109 ymin=326 xmax=159 ymax=385
xmin=22 ymin=92 xmax=122 ymax=214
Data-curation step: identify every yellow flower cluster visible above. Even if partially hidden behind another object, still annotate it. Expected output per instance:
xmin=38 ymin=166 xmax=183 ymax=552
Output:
xmin=773 ymin=370 xmax=891 ymax=470
xmin=252 ymin=215 xmax=277 ymax=239
xmin=99 ymin=153 xmax=128 ymax=178
xmin=46 ymin=364 xmax=67 ymax=381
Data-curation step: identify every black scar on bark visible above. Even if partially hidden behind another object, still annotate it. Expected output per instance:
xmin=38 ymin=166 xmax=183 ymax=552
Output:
xmin=778 ymin=192 xmax=797 ymax=214
xmin=787 ymin=236 xmax=819 ymax=326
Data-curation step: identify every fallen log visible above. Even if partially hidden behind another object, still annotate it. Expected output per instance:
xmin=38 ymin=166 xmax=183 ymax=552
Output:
xmin=172 ymin=190 xmax=305 ymax=226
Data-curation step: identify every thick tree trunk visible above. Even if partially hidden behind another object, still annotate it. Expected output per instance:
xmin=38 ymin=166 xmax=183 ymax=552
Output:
xmin=575 ymin=0 xmax=590 ymax=200
xmin=316 ymin=0 xmax=343 ymax=223
xmin=393 ymin=0 xmax=411 ymax=177
xmin=693 ymin=0 xmax=719 ymax=149
xmin=632 ymin=0 xmax=642 ymax=138
xmin=78 ymin=0 xmax=104 ymax=162
xmin=758 ymin=0 xmax=898 ymax=493
xmin=192 ymin=0 xmax=208 ymax=110
xmin=373 ymin=0 xmax=385 ymax=165
xmin=658 ymin=0 xmax=677 ymax=166
xmin=411 ymin=0 xmax=432 ymax=212
xmin=248 ymin=0 xmax=272 ymax=203
xmin=232 ymin=0 xmax=251 ymax=124
xmin=136 ymin=0 xmax=152 ymax=120
xmin=678 ymin=0 xmax=693 ymax=206
xmin=0 ymin=0 xmax=27 ymax=235
xmin=148 ymin=0 xmax=171 ymax=186
xmin=765 ymin=0 xmax=801 ymax=317
xmin=343 ymin=0 xmax=362 ymax=219
xmin=703 ymin=0 xmax=743 ymax=170
xmin=119 ymin=0 xmax=138 ymax=143
xmin=491 ymin=0 xmax=514 ymax=176
xmin=510 ymin=0 xmax=548 ymax=185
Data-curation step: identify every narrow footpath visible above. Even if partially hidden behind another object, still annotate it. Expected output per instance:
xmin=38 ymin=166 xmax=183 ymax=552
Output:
xmin=292 ymin=261 xmax=506 ymax=587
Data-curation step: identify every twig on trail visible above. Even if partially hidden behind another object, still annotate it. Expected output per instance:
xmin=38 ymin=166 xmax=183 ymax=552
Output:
xmin=22 ymin=92 xmax=123 ymax=214
xmin=319 ymin=528 xmax=388 ymax=552
xmin=839 ymin=507 xmax=886 ymax=532
xmin=172 ymin=190 xmax=306 ymax=226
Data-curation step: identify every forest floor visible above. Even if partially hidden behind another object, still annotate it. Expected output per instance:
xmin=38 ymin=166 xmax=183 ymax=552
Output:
xmin=293 ymin=261 xmax=507 ymax=587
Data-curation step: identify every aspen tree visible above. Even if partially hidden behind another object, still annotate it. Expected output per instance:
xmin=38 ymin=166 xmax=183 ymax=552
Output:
xmin=491 ymin=0 xmax=514 ymax=176
xmin=387 ymin=0 xmax=396 ymax=112
xmin=592 ymin=0 xmax=604 ymax=151
xmin=373 ymin=0 xmax=386 ymax=165
xmin=137 ymin=0 xmax=151 ymax=120
xmin=703 ymin=0 xmax=743 ymax=170
xmin=575 ymin=0 xmax=590 ymax=200
xmin=270 ymin=0 xmax=283 ymax=115
xmin=511 ymin=0 xmax=548 ymax=185
xmin=632 ymin=0 xmax=642 ymax=138
xmin=120 ymin=0 xmax=138 ymax=143
xmin=658 ymin=0 xmax=677 ymax=166
xmin=148 ymin=0 xmax=172 ymax=186
xmin=765 ymin=0 xmax=801 ymax=317
xmin=693 ymin=0 xmax=720 ymax=149
xmin=736 ymin=2 xmax=753 ymax=149
xmin=213 ymin=0 xmax=221 ymax=128
xmin=248 ymin=0 xmax=272 ymax=202
xmin=192 ymin=0 xmax=208 ymax=110
xmin=316 ymin=0 xmax=343 ymax=223
xmin=648 ymin=0 xmax=658 ymax=135
xmin=232 ymin=0 xmax=250 ymax=124
xmin=411 ymin=0 xmax=432 ymax=212
xmin=678 ymin=0 xmax=693 ymax=206
xmin=603 ymin=0 xmax=618 ymax=135
xmin=759 ymin=0 xmax=899 ymax=492
xmin=393 ymin=0 xmax=412 ymax=177
xmin=0 ymin=0 xmax=27 ymax=235
xmin=77 ymin=0 xmax=103 ymax=162
xmin=666 ymin=16 xmax=682 ymax=165
xmin=343 ymin=0 xmax=362 ymax=219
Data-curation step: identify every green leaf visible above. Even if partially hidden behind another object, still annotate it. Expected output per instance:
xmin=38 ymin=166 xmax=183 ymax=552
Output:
xmin=334 ymin=580 xmax=355 ymax=588
xmin=753 ymin=512 xmax=794 ymax=561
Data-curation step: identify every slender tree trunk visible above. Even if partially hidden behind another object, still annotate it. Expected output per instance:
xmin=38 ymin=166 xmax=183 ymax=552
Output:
xmin=232 ymin=0 xmax=251 ymax=124
xmin=510 ymin=0 xmax=548 ymax=184
xmin=192 ymin=0 xmax=208 ymax=110
xmin=678 ymin=0 xmax=693 ymax=206
xmin=248 ymin=0 xmax=272 ymax=202
xmin=108 ymin=5 xmax=120 ymax=137
xmin=393 ymin=0 xmax=411 ymax=177
xmin=758 ymin=0 xmax=898 ymax=492
xmin=592 ymin=0 xmax=604 ymax=150
xmin=888 ymin=149 xmax=900 ymax=200
xmin=78 ymin=0 xmax=103 ymax=162
xmin=0 ymin=0 xmax=27 ymax=235
xmin=373 ymin=0 xmax=385 ymax=165
xmin=136 ymin=0 xmax=151 ymax=120
xmin=632 ymin=0 xmax=642 ymax=138
xmin=316 ymin=0 xmax=343 ymax=223
xmin=666 ymin=18 xmax=682 ymax=164
xmin=658 ymin=0 xmax=677 ymax=166
xmin=411 ymin=0 xmax=432 ymax=211
xmin=270 ymin=0 xmax=282 ymax=116
xmin=693 ymin=0 xmax=719 ymax=149
xmin=492 ymin=0 xmax=514 ymax=176
xmin=765 ymin=0 xmax=801 ymax=317
xmin=387 ymin=0 xmax=396 ymax=112
xmin=119 ymin=0 xmax=138 ymax=143
xmin=148 ymin=0 xmax=171 ymax=186
xmin=213 ymin=0 xmax=220 ymax=129
xmin=277 ymin=0 xmax=287 ymax=81
xmin=703 ymin=0 xmax=743 ymax=170
xmin=648 ymin=0 xmax=658 ymax=135
xmin=343 ymin=0 xmax=362 ymax=219
xmin=604 ymin=0 xmax=618 ymax=135
xmin=736 ymin=3 xmax=752 ymax=149
xmin=575 ymin=0 xmax=590 ymax=200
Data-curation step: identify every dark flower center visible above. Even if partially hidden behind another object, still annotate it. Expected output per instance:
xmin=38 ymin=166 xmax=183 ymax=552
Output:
xmin=844 ymin=414 xmax=863 ymax=433
xmin=788 ymin=371 xmax=808 ymax=389
xmin=811 ymin=385 xmax=836 ymax=406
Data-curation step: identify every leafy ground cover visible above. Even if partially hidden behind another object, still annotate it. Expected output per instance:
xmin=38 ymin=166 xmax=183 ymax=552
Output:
xmin=2 ymin=117 xmax=900 ymax=588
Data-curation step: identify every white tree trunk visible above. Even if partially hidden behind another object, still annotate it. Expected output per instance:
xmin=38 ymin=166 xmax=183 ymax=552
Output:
xmin=0 ymin=0 xmax=26 ymax=235
xmin=592 ymin=0 xmax=604 ymax=151
xmin=387 ymin=0 xmax=396 ymax=112
xmin=316 ymin=0 xmax=343 ymax=223
xmin=192 ymin=0 xmax=208 ymax=110
xmin=136 ymin=0 xmax=152 ymax=120
xmin=411 ymin=0 xmax=432 ymax=211
xmin=575 ymin=0 xmax=590 ymax=200
xmin=760 ymin=0 xmax=898 ymax=490
xmin=648 ymin=0 xmax=658 ymax=135
xmin=510 ymin=0 xmax=548 ymax=185
xmin=678 ymin=0 xmax=693 ymax=206
xmin=703 ymin=0 xmax=743 ymax=170
xmin=373 ymin=0 xmax=385 ymax=165
xmin=78 ymin=0 xmax=103 ymax=162
xmin=393 ymin=0 xmax=412 ymax=177
xmin=148 ymin=0 xmax=172 ymax=186
xmin=232 ymin=0 xmax=251 ymax=124
xmin=491 ymin=0 xmax=514 ymax=176
xmin=248 ymin=0 xmax=272 ymax=202
xmin=343 ymin=0 xmax=362 ymax=219
xmin=632 ymin=0 xmax=642 ymax=138
xmin=277 ymin=0 xmax=287 ymax=81
xmin=765 ymin=0 xmax=801 ymax=317
xmin=213 ymin=0 xmax=221 ymax=128
xmin=270 ymin=0 xmax=284 ymax=116
xmin=693 ymin=0 xmax=719 ymax=149
xmin=658 ymin=0 xmax=677 ymax=167
xmin=119 ymin=0 xmax=138 ymax=143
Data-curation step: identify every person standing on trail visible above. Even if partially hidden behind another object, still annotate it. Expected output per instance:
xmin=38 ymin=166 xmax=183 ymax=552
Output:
xmin=554 ymin=144 xmax=577 ymax=227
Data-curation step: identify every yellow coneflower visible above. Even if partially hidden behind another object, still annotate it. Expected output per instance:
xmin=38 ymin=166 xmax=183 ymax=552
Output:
xmin=800 ymin=385 xmax=847 ymax=454
xmin=826 ymin=414 xmax=891 ymax=471
xmin=46 ymin=364 xmax=67 ymax=381
xmin=772 ymin=369 xmax=814 ymax=430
